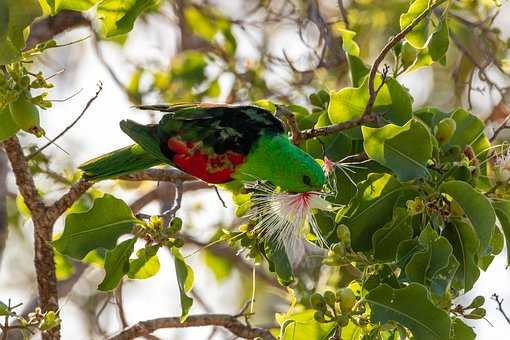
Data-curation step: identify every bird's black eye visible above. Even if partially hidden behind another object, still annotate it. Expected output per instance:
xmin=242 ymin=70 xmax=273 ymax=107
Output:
xmin=303 ymin=175 xmax=311 ymax=186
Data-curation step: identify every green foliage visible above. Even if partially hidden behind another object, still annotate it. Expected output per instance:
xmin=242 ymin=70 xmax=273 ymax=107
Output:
xmin=98 ymin=238 xmax=136 ymax=291
xmin=128 ymin=245 xmax=160 ymax=280
xmin=172 ymin=247 xmax=194 ymax=322
xmin=366 ymin=283 xmax=451 ymax=340
xmin=97 ymin=0 xmax=159 ymax=37
xmin=362 ymin=119 xmax=432 ymax=181
xmin=53 ymin=194 xmax=140 ymax=259
xmin=6 ymin=1 xmax=509 ymax=339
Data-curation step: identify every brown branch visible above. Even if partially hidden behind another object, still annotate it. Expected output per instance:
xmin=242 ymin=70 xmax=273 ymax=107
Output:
xmin=363 ymin=0 xmax=443 ymax=116
xmin=1 ymin=137 xmax=60 ymax=340
xmin=337 ymin=0 xmax=350 ymax=29
xmin=0 ymin=150 xmax=8 ymax=268
xmin=106 ymin=314 xmax=275 ymax=340
xmin=47 ymin=178 xmax=94 ymax=222
xmin=299 ymin=114 xmax=378 ymax=140
xmin=25 ymin=10 xmax=90 ymax=49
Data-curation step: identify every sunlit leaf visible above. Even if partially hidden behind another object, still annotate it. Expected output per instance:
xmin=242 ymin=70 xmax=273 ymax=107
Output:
xmin=53 ymin=194 xmax=141 ymax=259
xmin=128 ymin=245 xmax=160 ymax=280
xmin=98 ymin=238 xmax=136 ymax=291
xmin=277 ymin=310 xmax=335 ymax=340
xmin=172 ymin=247 xmax=194 ymax=321
xmin=366 ymin=283 xmax=451 ymax=340
xmin=362 ymin=119 xmax=432 ymax=181
xmin=400 ymin=0 xmax=431 ymax=49
xmin=97 ymin=0 xmax=159 ymax=37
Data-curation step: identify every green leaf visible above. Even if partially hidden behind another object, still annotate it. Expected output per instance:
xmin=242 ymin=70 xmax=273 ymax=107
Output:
xmin=128 ymin=245 xmax=160 ymax=280
xmin=328 ymin=77 xmax=412 ymax=128
xmin=338 ymin=28 xmax=360 ymax=57
xmin=451 ymin=318 xmax=475 ymax=340
xmin=494 ymin=200 xmax=510 ymax=266
xmin=53 ymin=194 xmax=140 ymax=259
xmin=404 ymin=226 xmax=455 ymax=295
xmin=365 ymin=283 xmax=451 ymax=340
xmin=362 ymin=119 xmax=432 ymax=181
xmin=0 ymin=301 xmax=10 ymax=316
xmin=265 ymin=239 xmax=294 ymax=286
xmin=277 ymin=310 xmax=335 ymax=340
xmin=372 ymin=208 xmax=414 ymax=262
xmin=447 ymin=108 xmax=490 ymax=156
xmin=443 ymin=221 xmax=480 ymax=291
xmin=439 ymin=181 xmax=495 ymax=253
xmin=0 ymin=0 xmax=41 ymax=64
xmin=98 ymin=238 xmax=136 ymax=291
xmin=337 ymin=173 xmax=409 ymax=251
xmin=97 ymin=0 xmax=159 ymax=37
xmin=0 ymin=106 xmax=20 ymax=141
xmin=202 ymin=249 xmax=232 ymax=282
xmin=363 ymin=264 xmax=401 ymax=292
xmin=346 ymin=54 xmax=369 ymax=87
xmin=400 ymin=0 xmax=431 ymax=49
xmin=172 ymin=247 xmax=194 ymax=322
xmin=54 ymin=251 xmax=75 ymax=281
xmin=38 ymin=0 xmax=101 ymax=14
xmin=429 ymin=15 xmax=449 ymax=62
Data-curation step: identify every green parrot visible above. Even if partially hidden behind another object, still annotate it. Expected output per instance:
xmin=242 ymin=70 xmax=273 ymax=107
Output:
xmin=79 ymin=104 xmax=326 ymax=193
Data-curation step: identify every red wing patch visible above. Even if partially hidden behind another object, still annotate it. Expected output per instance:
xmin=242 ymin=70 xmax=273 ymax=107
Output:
xmin=167 ymin=137 xmax=245 ymax=183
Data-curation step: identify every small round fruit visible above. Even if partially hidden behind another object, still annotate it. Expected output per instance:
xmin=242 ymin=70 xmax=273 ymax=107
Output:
xmin=324 ymin=290 xmax=336 ymax=308
xmin=336 ymin=224 xmax=351 ymax=246
xmin=337 ymin=288 xmax=357 ymax=313
xmin=169 ymin=217 xmax=183 ymax=233
xmin=313 ymin=310 xmax=325 ymax=322
xmin=310 ymin=293 xmax=326 ymax=310
xmin=435 ymin=118 xmax=456 ymax=144
xmin=9 ymin=96 xmax=44 ymax=137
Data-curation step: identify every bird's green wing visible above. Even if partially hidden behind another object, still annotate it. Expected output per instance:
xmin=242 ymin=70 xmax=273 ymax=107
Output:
xmin=119 ymin=119 xmax=169 ymax=163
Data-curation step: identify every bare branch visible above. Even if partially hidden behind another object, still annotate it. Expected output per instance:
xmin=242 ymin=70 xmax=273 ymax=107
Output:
xmin=299 ymin=114 xmax=378 ymax=140
xmin=26 ymin=10 xmax=90 ymax=49
xmin=47 ymin=178 xmax=94 ymax=222
xmin=28 ymin=83 xmax=103 ymax=160
xmin=492 ymin=294 xmax=510 ymax=325
xmin=337 ymin=0 xmax=350 ymax=29
xmin=106 ymin=314 xmax=275 ymax=340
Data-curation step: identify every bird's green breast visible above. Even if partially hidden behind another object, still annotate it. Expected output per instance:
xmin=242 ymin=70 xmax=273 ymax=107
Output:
xmin=233 ymin=134 xmax=326 ymax=193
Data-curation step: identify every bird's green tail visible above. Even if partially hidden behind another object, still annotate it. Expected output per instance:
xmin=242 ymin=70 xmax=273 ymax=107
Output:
xmin=79 ymin=144 xmax=162 ymax=181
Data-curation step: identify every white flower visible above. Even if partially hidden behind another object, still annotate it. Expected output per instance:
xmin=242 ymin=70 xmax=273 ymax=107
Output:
xmin=243 ymin=181 xmax=334 ymax=259
xmin=493 ymin=147 xmax=510 ymax=182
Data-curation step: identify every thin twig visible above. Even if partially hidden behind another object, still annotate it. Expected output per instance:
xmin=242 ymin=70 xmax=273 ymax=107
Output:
xmin=363 ymin=1 xmax=443 ymax=117
xmin=28 ymin=83 xmax=103 ymax=159
xmin=106 ymin=313 xmax=275 ymax=340
xmin=337 ymin=0 xmax=349 ymax=29
xmin=492 ymin=294 xmax=510 ymax=325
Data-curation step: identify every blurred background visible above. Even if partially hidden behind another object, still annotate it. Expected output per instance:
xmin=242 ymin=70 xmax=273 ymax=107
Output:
xmin=1 ymin=0 xmax=510 ymax=338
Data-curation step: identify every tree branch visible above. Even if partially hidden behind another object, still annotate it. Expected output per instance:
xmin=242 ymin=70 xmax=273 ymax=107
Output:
xmin=0 ymin=150 xmax=8 ymax=268
xmin=1 ymin=136 xmax=60 ymax=340
xmin=362 ymin=1 xmax=443 ymax=116
xmin=299 ymin=114 xmax=378 ymax=140
xmin=492 ymin=294 xmax=510 ymax=325
xmin=26 ymin=10 xmax=91 ymax=49
xmin=106 ymin=314 xmax=275 ymax=340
